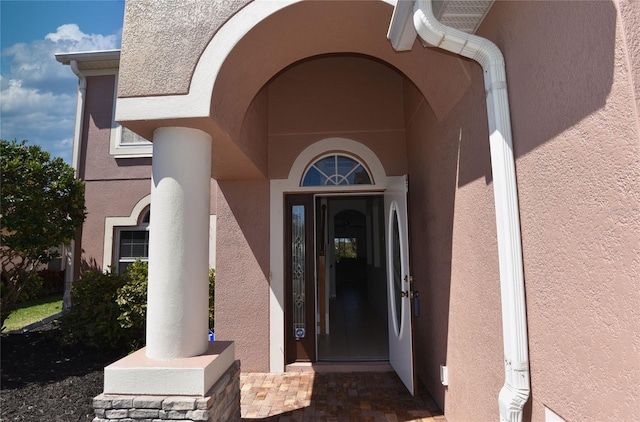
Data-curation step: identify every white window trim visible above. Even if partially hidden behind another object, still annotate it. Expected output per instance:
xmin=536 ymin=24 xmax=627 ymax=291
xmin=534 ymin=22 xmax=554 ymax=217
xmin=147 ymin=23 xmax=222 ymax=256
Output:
xmin=114 ymin=221 xmax=150 ymax=273
xmin=103 ymin=194 xmax=217 ymax=272
xmin=301 ymin=153 xmax=374 ymax=187
xmin=109 ymin=73 xmax=153 ymax=158
xmin=103 ymin=195 xmax=151 ymax=272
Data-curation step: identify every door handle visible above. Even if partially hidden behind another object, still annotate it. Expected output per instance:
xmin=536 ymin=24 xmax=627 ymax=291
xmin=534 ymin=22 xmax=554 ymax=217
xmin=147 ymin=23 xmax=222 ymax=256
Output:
xmin=412 ymin=290 xmax=420 ymax=317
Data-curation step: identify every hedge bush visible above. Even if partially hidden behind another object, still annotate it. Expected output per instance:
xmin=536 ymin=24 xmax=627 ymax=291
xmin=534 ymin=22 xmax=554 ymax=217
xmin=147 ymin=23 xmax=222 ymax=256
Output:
xmin=61 ymin=262 xmax=215 ymax=351
xmin=115 ymin=261 xmax=148 ymax=350
xmin=60 ymin=269 xmax=129 ymax=349
xmin=16 ymin=272 xmax=44 ymax=303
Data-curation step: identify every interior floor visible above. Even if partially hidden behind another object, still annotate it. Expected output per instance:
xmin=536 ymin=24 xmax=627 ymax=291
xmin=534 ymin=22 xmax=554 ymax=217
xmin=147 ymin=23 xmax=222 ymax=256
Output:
xmin=317 ymin=281 xmax=389 ymax=361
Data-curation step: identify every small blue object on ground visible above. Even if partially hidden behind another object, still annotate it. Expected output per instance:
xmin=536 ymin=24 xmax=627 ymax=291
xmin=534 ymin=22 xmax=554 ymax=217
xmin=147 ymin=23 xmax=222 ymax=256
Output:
xmin=208 ymin=330 xmax=215 ymax=341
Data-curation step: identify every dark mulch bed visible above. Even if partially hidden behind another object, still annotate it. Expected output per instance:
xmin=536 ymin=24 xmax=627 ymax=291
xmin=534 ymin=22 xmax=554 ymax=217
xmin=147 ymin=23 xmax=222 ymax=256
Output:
xmin=1 ymin=324 xmax=126 ymax=421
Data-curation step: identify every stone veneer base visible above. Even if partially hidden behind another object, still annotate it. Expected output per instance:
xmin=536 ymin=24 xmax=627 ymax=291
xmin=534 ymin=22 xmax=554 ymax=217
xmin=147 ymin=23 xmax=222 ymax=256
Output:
xmin=105 ymin=341 xmax=234 ymax=396
xmin=93 ymin=360 xmax=241 ymax=422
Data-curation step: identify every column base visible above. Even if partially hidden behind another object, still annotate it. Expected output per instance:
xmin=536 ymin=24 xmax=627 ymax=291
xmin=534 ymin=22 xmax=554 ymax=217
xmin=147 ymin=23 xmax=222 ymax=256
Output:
xmin=94 ymin=352 xmax=240 ymax=421
xmin=104 ymin=341 xmax=234 ymax=396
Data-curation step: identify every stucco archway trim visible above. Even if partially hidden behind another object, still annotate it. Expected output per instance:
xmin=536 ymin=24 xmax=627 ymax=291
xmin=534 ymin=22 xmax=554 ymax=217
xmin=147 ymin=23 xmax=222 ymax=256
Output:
xmin=115 ymin=0 xmax=395 ymax=124
xmin=117 ymin=1 xmax=300 ymax=122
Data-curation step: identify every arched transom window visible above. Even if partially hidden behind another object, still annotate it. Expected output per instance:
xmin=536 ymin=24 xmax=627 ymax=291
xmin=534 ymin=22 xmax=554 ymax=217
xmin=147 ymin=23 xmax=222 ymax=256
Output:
xmin=301 ymin=154 xmax=373 ymax=186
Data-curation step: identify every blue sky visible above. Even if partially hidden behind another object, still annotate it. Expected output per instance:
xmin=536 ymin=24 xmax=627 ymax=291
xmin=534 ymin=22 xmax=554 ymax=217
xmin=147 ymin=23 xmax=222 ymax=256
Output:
xmin=1 ymin=0 xmax=125 ymax=163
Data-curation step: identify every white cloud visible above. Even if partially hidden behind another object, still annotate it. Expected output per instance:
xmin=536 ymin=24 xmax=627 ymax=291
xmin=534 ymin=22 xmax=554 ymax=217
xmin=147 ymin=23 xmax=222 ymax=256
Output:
xmin=3 ymin=24 xmax=119 ymax=90
xmin=45 ymin=23 xmax=86 ymax=43
xmin=0 ymin=79 xmax=69 ymax=114
xmin=0 ymin=77 xmax=76 ymax=162
xmin=1 ymin=24 xmax=120 ymax=163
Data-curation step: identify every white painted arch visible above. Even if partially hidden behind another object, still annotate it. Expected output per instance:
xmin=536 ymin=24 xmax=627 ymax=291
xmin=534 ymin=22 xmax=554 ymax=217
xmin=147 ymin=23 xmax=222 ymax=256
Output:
xmin=115 ymin=0 xmax=395 ymax=124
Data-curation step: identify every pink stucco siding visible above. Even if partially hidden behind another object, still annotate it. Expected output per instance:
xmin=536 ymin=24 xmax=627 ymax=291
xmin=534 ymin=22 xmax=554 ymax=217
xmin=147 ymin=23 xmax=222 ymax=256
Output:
xmin=480 ymin=1 xmax=640 ymax=420
xmin=406 ymin=58 xmax=504 ymax=420
xmin=77 ymin=74 xmax=217 ymax=274
xmin=109 ymin=0 xmax=639 ymax=420
xmin=77 ymin=75 xmax=152 ymax=274
xmin=215 ymin=180 xmax=270 ymax=372
xmin=268 ymin=55 xmax=408 ymax=179
xmin=408 ymin=1 xmax=640 ymax=420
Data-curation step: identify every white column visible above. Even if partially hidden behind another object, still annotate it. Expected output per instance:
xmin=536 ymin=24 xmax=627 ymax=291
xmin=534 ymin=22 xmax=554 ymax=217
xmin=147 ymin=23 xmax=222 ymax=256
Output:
xmin=146 ymin=127 xmax=212 ymax=360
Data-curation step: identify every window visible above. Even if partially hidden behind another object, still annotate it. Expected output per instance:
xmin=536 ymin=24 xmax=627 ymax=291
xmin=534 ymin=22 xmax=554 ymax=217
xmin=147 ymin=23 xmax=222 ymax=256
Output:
xmin=109 ymin=74 xmax=152 ymax=157
xmin=110 ymin=123 xmax=152 ymax=157
xmin=115 ymin=210 xmax=150 ymax=273
xmin=334 ymin=237 xmax=357 ymax=262
xmin=301 ymin=154 xmax=372 ymax=186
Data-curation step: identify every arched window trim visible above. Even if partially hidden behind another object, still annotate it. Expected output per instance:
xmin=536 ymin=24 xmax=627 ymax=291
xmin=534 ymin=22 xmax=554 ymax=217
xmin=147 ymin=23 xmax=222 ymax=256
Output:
xmin=300 ymin=152 xmax=374 ymax=187
xmin=103 ymin=195 xmax=151 ymax=273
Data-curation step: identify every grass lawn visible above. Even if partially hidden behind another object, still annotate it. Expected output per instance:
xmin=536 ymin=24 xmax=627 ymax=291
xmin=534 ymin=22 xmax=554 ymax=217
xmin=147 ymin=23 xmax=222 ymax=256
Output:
xmin=3 ymin=295 xmax=63 ymax=332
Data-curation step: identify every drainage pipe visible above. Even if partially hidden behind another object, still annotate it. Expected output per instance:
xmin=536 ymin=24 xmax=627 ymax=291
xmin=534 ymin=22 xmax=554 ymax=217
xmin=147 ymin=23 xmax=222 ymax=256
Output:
xmin=389 ymin=1 xmax=531 ymax=420
xmin=69 ymin=60 xmax=86 ymax=177
xmin=62 ymin=60 xmax=87 ymax=310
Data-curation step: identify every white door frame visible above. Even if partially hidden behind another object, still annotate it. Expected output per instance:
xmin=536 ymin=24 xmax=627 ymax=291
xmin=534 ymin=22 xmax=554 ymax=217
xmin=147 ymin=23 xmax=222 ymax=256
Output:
xmin=269 ymin=138 xmax=390 ymax=372
xmin=384 ymin=175 xmax=415 ymax=394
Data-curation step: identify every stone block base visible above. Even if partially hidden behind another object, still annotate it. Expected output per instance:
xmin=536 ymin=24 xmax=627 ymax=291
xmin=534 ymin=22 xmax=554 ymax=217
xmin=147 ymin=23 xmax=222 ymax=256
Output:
xmin=92 ymin=360 xmax=240 ymax=422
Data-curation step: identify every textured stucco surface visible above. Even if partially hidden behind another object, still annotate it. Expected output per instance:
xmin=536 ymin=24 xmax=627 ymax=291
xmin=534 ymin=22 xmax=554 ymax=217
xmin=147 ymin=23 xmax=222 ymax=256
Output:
xmin=80 ymin=75 xmax=151 ymax=181
xmin=211 ymin=0 xmax=469 ymax=158
xmin=406 ymin=62 xmax=503 ymax=421
xmin=78 ymin=75 xmax=218 ymax=272
xmin=267 ymin=55 xmax=407 ymax=179
xmin=215 ymin=181 xmax=270 ymax=372
xmin=478 ymin=1 xmax=640 ymax=420
xmin=117 ymin=0 xmax=470 ymax=181
xmin=118 ymin=0 xmax=250 ymax=97
xmin=112 ymin=0 xmax=640 ymax=420
xmin=81 ymin=179 xmax=152 ymax=271
xmin=618 ymin=0 xmax=640 ymax=115
xmin=78 ymin=75 xmax=152 ymax=271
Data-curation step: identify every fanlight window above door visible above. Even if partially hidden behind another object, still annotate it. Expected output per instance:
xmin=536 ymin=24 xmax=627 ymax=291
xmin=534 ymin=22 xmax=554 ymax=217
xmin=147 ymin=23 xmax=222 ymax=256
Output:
xmin=301 ymin=154 xmax=373 ymax=186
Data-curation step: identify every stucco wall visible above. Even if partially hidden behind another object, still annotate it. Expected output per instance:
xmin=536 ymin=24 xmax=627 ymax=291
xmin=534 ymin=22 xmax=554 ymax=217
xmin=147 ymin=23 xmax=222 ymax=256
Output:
xmin=215 ymin=180 xmax=270 ymax=372
xmin=267 ymin=55 xmax=408 ymax=179
xmin=477 ymin=1 xmax=640 ymax=420
xmin=81 ymin=180 xmax=152 ymax=271
xmin=78 ymin=75 xmax=152 ymax=271
xmin=406 ymin=59 xmax=504 ymax=420
xmin=406 ymin=1 xmax=640 ymax=420
xmin=79 ymin=74 xmax=218 ymax=272
xmin=118 ymin=0 xmax=250 ymax=98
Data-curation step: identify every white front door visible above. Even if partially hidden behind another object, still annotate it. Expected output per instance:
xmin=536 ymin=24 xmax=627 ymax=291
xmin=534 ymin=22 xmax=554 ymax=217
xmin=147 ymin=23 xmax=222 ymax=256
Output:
xmin=385 ymin=175 xmax=415 ymax=395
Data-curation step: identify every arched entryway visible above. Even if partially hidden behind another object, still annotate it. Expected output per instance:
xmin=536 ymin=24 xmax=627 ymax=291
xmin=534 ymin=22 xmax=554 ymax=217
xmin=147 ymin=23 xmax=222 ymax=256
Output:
xmin=114 ymin=0 xmax=528 ymax=418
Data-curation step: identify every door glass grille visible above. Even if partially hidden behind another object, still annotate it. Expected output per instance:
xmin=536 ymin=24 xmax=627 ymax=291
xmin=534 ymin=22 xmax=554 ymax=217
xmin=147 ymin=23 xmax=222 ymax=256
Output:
xmin=292 ymin=205 xmax=306 ymax=337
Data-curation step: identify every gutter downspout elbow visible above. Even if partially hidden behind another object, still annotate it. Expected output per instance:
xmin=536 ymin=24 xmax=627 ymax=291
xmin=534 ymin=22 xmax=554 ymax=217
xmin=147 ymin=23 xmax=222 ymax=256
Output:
xmin=410 ymin=1 xmax=530 ymax=421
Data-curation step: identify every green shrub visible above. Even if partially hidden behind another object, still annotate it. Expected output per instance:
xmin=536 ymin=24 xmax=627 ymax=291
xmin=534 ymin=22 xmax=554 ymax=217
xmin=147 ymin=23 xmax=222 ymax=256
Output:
xmin=60 ymin=270 xmax=128 ymax=349
xmin=38 ymin=269 xmax=65 ymax=296
xmin=61 ymin=261 xmax=216 ymax=352
xmin=16 ymin=272 xmax=43 ymax=303
xmin=116 ymin=260 xmax=148 ymax=350
xmin=208 ymin=268 xmax=215 ymax=331
xmin=16 ymin=270 xmax=64 ymax=303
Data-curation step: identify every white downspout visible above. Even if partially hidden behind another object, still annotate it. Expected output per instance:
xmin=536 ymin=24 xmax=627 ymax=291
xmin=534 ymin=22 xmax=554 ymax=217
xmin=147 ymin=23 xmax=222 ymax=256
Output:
xmin=69 ymin=60 xmax=85 ymax=176
xmin=63 ymin=60 xmax=87 ymax=311
xmin=388 ymin=1 xmax=530 ymax=421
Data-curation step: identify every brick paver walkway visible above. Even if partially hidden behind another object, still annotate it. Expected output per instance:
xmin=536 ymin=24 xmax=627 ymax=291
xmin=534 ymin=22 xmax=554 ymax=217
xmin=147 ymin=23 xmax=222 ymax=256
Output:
xmin=240 ymin=372 xmax=445 ymax=421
